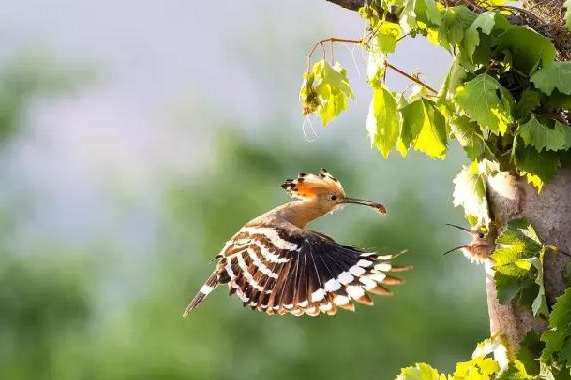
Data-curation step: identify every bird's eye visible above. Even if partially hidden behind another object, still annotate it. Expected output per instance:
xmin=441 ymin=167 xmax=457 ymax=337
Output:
xmin=330 ymin=195 xmax=337 ymax=201
xmin=478 ymin=233 xmax=485 ymax=238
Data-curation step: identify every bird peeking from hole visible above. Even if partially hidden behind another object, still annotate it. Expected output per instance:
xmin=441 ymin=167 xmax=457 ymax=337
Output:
xmin=184 ymin=169 xmax=410 ymax=317
xmin=442 ymin=224 xmax=496 ymax=264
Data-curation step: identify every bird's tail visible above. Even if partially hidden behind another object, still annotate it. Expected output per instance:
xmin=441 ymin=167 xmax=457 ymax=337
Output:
xmin=183 ymin=271 xmax=219 ymax=317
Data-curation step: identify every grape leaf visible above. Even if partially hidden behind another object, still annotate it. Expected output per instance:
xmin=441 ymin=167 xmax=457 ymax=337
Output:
xmin=366 ymin=85 xmax=399 ymax=158
xmin=438 ymin=58 xmax=467 ymax=104
xmin=299 ymin=60 xmax=354 ymax=126
xmin=400 ymin=0 xmax=442 ymax=33
xmin=367 ymin=37 xmax=386 ymax=82
xmin=496 ymin=361 xmax=534 ymax=380
xmin=395 ymin=363 xmax=447 ymax=380
xmin=531 ymin=62 xmax=571 ymax=96
xmin=512 ymin=137 xmax=561 ymax=192
xmin=436 ymin=7 xmax=466 ymax=51
xmin=517 ymin=332 xmax=544 ymax=376
xmin=452 ymin=161 xmax=489 ymax=226
xmin=529 ymin=256 xmax=548 ymax=317
xmin=494 ymin=26 xmax=557 ymax=74
xmin=450 ymin=115 xmax=485 ymax=160
xmin=517 ymin=116 xmax=571 ymax=152
xmin=455 ymin=74 xmax=512 ymax=134
xmin=399 ymin=98 xmax=447 ymax=159
xmin=514 ymin=90 xmax=541 ymax=120
xmin=451 ymin=357 xmax=500 ymax=379
xmin=491 ymin=218 xmax=547 ymax=314
xmin=542 ymin=287 xmax=571 ymax=365
xmin=376 ymin=22 xmax=402 ymax=54
xmin=463 ymin=12 xmax=501 ymax=60
xmin=299 ymin=72 xmax=320 ymax=116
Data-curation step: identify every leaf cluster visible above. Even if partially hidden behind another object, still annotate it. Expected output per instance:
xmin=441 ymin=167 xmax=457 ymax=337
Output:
xmin=490 ymin=218 xmax=548 ymax=317
xmin=299 ymin=59 xmax=354 ymax=126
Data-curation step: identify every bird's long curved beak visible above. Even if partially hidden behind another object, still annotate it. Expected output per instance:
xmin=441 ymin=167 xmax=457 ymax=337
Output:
xmin=442 ymin=244 xmax=469 ymax=256
xmin=445 ymin=223 xmax=471 ymax=232
xmin=341 ymin=197 xmax=386 ymax=215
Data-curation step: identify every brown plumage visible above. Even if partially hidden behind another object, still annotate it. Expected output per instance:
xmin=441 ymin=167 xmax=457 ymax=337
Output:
xmin=443 ymin=224 xmax=497 ymax=263
xmin=184 ymin=169 xmax=409 ymax=317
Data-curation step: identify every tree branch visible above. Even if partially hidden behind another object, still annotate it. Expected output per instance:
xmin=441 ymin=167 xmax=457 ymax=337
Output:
xmin=320 ymin=0 xmax=571 ymax=59
xmin=324 ymin=0 xmax=365 ymax=12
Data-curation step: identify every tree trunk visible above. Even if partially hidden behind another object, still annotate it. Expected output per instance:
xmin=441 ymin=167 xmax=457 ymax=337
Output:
xmin=486 ymin=169 xmax=571 ymax=350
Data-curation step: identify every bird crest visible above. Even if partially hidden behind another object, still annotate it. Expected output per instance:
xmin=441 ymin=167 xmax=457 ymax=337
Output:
xmin=281 ymin=168 xmax=345 ymax=200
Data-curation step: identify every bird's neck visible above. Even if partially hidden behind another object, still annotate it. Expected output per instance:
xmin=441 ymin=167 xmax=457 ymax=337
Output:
xmin=275 ymin=200 xmax=331 ymax=229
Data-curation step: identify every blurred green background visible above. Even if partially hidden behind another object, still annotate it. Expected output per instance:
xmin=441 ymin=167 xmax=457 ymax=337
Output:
xmin=1 ymin=1 xmax=488 ymax=379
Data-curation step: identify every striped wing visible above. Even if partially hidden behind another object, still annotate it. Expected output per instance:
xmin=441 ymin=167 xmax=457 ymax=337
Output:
xmin=185 ymin=226 xmax=409 ymax=317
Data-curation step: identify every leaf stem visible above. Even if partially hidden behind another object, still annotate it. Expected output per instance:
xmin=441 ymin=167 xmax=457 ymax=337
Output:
xmin=306 ymin=37 xmax=437 ymax=94
xmin=307 ymin=37 xmax=364 ymax=72
xmin=385 ymin=62 xmax=438 ymax=94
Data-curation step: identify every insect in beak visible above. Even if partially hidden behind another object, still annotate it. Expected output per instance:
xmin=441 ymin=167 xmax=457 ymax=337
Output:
xmin=341 ymin=197 xmax=387 ymax=215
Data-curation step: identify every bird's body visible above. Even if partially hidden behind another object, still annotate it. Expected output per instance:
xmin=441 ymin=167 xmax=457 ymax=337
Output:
xmin=443 ymin=224 xmax=496 ymax=264
xmin=184 ymin=169 xmax=409 ymax=317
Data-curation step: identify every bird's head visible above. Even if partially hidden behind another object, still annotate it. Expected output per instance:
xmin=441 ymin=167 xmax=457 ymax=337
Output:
xmin=281 ymin=169 xmax=386 ymax=215
xmin=443 ymin=224 xmax=496 ymax=264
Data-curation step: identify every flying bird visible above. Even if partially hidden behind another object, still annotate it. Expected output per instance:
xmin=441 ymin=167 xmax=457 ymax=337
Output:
xmin=184 ymin=169 xmax=409 ymax=317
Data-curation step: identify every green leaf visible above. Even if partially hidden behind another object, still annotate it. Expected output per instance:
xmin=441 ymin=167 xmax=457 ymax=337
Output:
xmin=376 ymin=22 xmax=402 ymax=54
xmin=514 ymin=90 xmax=541 ymax=120
xmin=299 ymin=72 xmax=320 ymax=115
xmin=452 ymin=161 xmax=489 ymax=226
xmin=566 ymin=0 xmax=571 ymax=32
xmin=494 ymin=26 xmax=557 ymax=74
xmin=531 ymin=62 xmax=571 ymax=96
xmin=450 ymin=115 xmax=485 ymax=160
xmin=451 ymin=357 xmax=500 ymax=379
xmin=399 ymin=0 xmax=441 ymax=33
xmin=517 ymin=116 xmax=571 ymax=152
xmin=455 ymin=74 xmax=512 ymax=134
xmin=367 ymin=85 xmax=399 ymax=158
xmin=302 ymin=60 xmax=354 ymax=126
xmin=395 ymin=362 xmax=447 ymax=380
xmin=496 ymin=360 xmax=535 ymax=379
xmin=529 ymin=255 xmax=548 ymax=317
xmin=517 ymin=332 xmax=544 ymax=376
xmin=367 ymin=38 xmax=386 ymax=82
xmin=399 ymin=98 xmax=447 ymax=159
xmin=438 ymin=57 xmax=467 ymax=104
xmin=491 ymin=218 xmax=546 ymax=309
xmin=435 ymin=7 xmax=466 ymax=51
xmin=512 ymin=137 xmax=561 ymax=192
xmin=542 ymin=287 xmax=571 ymax=365
xmin=463 ymin=12 xmax=500 ymax=60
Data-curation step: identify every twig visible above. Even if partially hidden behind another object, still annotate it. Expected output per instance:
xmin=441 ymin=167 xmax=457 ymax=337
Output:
xmin=385 ymin=62 xmax=438 ymax=94
xmin=307 ymin=37 xmax=364 ymax=72
xmin=306 ymin=37 xmax=437 ymax=94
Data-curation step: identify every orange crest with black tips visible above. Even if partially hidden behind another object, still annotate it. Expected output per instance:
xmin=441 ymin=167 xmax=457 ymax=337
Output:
xmin=281 ymin=169 xmax=346 ymax=200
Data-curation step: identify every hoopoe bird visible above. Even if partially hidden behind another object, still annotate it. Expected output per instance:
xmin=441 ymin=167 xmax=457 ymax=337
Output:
xmin=183 ymin=169 xmax=410 ymax=317
xmin=442 ymin=224 xmax=496 ymax=264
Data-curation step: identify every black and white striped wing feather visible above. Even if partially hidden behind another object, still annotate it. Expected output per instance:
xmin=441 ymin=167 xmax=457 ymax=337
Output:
xmin=184 ymin=226 xmax=409 ymax=317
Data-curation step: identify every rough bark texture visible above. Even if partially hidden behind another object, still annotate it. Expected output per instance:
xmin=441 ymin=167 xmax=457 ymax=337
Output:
xmin=486 ymin=170 xmax=571 ymax=348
